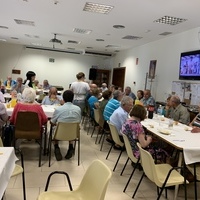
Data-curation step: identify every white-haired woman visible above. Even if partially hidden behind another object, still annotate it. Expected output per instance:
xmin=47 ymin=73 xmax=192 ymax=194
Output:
xmin=10 ymin=88 xmax=48 ymax=126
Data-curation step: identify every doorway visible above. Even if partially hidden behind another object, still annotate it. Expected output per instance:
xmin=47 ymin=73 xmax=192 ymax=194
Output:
xmin=112 ymin=67 xmax=126 ymax=90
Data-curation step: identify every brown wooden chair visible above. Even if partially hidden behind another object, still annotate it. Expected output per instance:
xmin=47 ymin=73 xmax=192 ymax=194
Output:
xmin=13 ymin=111 xmax=47 ymax=167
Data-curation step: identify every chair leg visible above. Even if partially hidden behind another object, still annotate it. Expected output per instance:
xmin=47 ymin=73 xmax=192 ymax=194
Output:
xmin=123 ymin=159 xmax=140 ymax=192
xmin=113 ymin=149 xmax=124 ymax=171
xmin=106 ymin=144 xmax=113 ymax=159
xmin=78 ymin=138 xmax=80 ymax=166
xmin=48 ymin=126 xmax=53 ymax=167
xmin=19 ymin=150 xmax=26 ymax=200
xmin=39 ymin=135 xmax=43 ymax=167
xmin=120 ymin=157 xmax=129 ymax=176
xmin=100 ymin=132 xmax=106 ymax=151
xmin=132 ymin=172 xmax=145 ymax=198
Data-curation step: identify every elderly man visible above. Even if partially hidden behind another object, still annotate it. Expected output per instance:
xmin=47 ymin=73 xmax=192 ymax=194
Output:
xmin=103 ymin=90 xmax=123 ymax=121
xmin=169 ymin=95 xmax=190 ymax=125
xmin=51 ymin=90 xmax=81 ymax=161
xmin=141 ymin=89 xmax=156 ymax=107
xmin=101 ymin=83 xmax=108 ymax=92
xmin=124 ymin=86 xmax=136 ymax=101
xmin=110 ymin=96 xmax=133 ymax=135
xmin=11 ymin=77 xmax=25 ymax=93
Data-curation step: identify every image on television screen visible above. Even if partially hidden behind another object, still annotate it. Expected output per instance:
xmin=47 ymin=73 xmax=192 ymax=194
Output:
xmin=180 ymin=54 xmax=200 ymax=76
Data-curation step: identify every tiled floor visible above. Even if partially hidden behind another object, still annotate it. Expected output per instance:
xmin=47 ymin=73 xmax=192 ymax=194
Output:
xmin=4 ymin=123 xmax=199 ymax=200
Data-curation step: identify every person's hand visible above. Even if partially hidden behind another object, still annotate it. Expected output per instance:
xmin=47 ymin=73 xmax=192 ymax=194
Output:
xmin=191 ymin=127 xmax=200 ymax=133
xmin=146 ymin=135 xmax=152 ymax=143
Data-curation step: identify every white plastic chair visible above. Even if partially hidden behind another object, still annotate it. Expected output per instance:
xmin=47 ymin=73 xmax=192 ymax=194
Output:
xmin=38 ymin=159 xmax=112 ymax=200
xmin=106 ymin=122 xmax=125 ymax=171
xmin=121 ymin=133 xmax=140 ymax=192
xmin=48 ymin=122 xmax=80 ymax=166
xmin=133 ymin=143 xmax=188 ymax=200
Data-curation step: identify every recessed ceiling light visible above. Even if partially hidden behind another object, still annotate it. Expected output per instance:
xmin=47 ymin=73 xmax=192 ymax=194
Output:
xmin=122 ymin=35 xmax=143 ymax=40
xmin=83 ymin=2 xmax=114 ymax=14
xmin=159 ymin=32 xmax=172 ymax=36
xmin=86 ymin=47 xmax=93 ymax=49
xmin=96 ymin=39 xmax=104 ymax=41
xmin=10 ymin=37 xmax=19 ymax=40
xmin=113 ymin=25 xmax=125 ymax=29
xmin=154 ymin=16 xmax=187 ymax=26
xmin=73 ymin=28 xmax=92 ymax=34
xmin=14 ymin=19 xmax=35 ymax=26
xmin=0 ymin=26 xmax=8 ymax=29
xmin=105 ymin=45 xmax=120 ymax=48
xmin=68 ymin=40 xmax=81 ymax=44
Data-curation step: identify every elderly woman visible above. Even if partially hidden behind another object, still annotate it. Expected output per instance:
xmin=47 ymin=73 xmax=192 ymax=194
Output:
xmin=10 ymin=88 xmax=48 ymax=127
xmin=41 ymin=87 xmax=63 ymax=105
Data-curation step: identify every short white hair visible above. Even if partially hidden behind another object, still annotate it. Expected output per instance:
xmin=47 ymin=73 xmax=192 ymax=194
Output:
xmin=22 ymin=88 xmax=36 ymax=103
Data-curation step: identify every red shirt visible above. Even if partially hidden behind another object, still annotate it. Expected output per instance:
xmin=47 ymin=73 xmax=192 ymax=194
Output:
xmin=10 ymin=103 xmax=48 ymax=127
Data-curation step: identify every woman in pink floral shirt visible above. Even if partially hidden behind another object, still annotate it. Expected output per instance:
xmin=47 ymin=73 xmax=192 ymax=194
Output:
xmin=121 ymin=104 xmax=153 ymax=158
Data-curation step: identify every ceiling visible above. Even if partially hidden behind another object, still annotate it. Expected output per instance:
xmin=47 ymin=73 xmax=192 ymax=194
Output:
xmin=1 ymin=0 xmax=200 ymax=56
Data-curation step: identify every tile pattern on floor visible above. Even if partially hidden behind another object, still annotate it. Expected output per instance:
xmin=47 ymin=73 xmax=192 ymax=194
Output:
xmin=3 ymin=123 xmax=199 ymax=200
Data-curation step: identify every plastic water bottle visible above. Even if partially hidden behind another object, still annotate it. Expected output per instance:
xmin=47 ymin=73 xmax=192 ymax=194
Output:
xmin=157 ymin=105 xmax=163 ymax=115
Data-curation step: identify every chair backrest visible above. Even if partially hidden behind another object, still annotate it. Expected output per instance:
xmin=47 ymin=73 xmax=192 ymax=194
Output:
xmin=77 ymin=159 xmax=112 ymax=200
xmin=137 ymin=143 xmax=156 ymax=183
xmin=0 ymin=137 xmax=3 ymax=147
xmin=54 ymin=122 xmax=80 ymax=141
xmin=93 ymin=108 xmax=100 ymax=124
xmin=15 ymin=111 xmax=41 ymax=139
xmin=94 ymin=108 xmax=105 ymax=128
xmin=122 ymin=134 xmax=138 ymax=163
xmin=108 ymin=122 xmax=124 ymax=147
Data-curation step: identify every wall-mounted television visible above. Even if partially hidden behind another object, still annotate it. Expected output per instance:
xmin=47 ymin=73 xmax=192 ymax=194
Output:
xmin=179 ymin=50 xmax=200 ymax=80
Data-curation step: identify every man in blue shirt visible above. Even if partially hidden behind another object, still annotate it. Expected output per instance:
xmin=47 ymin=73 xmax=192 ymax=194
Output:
xmin=124 ymin=86 xmax=136 ymax=101
xmin=141 ymin=89 xmax=156 ymax=107
xmin=51 ymin=90 xmax=81 ymax=161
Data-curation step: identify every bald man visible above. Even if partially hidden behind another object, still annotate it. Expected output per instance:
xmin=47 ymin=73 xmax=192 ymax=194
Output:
xmin=169 ymin=95 xmax=190 ymax=125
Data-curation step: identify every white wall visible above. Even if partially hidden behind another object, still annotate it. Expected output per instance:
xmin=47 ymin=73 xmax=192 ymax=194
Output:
xmin=0 ymin=43 xmax=112 ymax=90
xmin=113 ymin=27 xmax=200 ymax=102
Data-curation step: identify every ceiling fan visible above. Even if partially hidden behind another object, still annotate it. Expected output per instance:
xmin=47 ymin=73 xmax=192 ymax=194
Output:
xmin=49 ymin=34 xmax=62 ymax=48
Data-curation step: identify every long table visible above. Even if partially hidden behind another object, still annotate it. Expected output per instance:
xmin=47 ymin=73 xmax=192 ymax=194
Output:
xmin=5 ymin=104 xmax=57 ymax=118
xmin=0 ymin=147 xmax=18 ymax=199
xmin=141 ymin=115 xmax=200 ymax=200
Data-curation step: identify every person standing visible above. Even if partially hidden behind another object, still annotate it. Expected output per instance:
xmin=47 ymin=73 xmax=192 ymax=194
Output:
xmin=51 ymin=90 xmax=81 ymax=161
xmin=23 ymin=71 xmax=36 ymax=88
xmin=70 ymin=72 xmax=90 ymax=115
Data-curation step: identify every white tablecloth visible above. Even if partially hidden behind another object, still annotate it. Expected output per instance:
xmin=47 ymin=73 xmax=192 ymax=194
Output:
xmin=0 ymin=147 xmax=18 ymax=199
xmin=141 ymin=115 xmax=200 ymax=165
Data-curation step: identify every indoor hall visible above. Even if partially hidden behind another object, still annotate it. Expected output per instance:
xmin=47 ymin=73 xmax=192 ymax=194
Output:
xmin=3 ymin=124 xmax=199 ymax=200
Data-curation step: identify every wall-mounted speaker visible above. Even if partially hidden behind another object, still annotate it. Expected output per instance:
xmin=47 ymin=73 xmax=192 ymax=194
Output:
xmin=89 ymin=68 xmax=97 ymax=80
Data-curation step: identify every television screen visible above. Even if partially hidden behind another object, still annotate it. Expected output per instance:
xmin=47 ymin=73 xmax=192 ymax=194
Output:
xmin=179 ymin=50 xmax=200 ymax=80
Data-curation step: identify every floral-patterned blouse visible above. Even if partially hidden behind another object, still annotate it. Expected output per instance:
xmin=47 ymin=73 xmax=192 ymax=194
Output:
xmin=121 ymin=119 xmax=144 ymax=158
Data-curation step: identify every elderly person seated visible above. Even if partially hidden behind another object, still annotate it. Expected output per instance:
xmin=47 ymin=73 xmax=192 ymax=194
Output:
xmin=124 ymin=86 xmax=136 ymax=101
xmin=10 ymin=88 xmax=48 ymax=127
xmin=41 ymin=87 xmax=63 ymax=105
xmin=0 ymin=103 xmax=8 ymax=136
xmin=169 ymin=95 xmax=190 ymax=125
xmin=88 ymin=88 xmax=99 ymax=120
xmin=141 ymin=89 xmax=156 ymax=108
xmin=42 ymin=80 xmax=51 ymax=90
xmin=0 ymin=91 xmax=5 ymax=103
xmin=11 ymin=77 xmax=25 ymax=94
xmin=4 ymin=76 xmax=16 ymax=90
